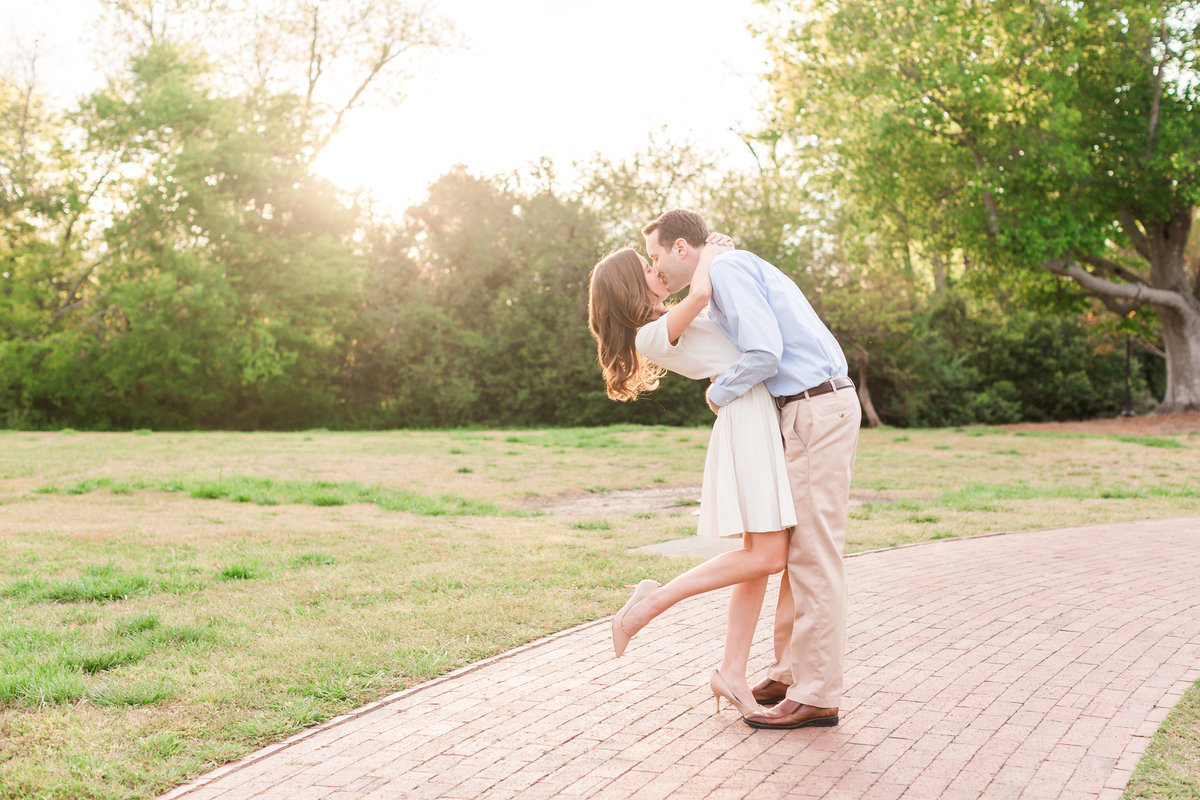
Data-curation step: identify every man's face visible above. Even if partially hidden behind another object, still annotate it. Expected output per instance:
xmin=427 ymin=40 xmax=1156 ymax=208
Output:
xmin=645 ymin=230 xmax=692 ymax=293
xmin=639 ymin=254 xmax=670 ymax=302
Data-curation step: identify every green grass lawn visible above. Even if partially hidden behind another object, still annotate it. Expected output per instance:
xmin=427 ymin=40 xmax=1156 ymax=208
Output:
xmin=1 ymin=424 xmax=1197 ymax=799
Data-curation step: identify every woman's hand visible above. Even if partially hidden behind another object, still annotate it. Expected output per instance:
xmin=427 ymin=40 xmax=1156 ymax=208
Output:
xmin=703 ymin=232 xmax=735 ymax=260
xmin=662 ymin=231 xmax=736 ymax=345
xmin=690 ymin=232 xmax=733 ymax=304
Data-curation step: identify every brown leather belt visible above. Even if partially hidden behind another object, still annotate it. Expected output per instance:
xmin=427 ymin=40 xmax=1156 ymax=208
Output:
xmin=774 ymin=377 xmax=855 ymax=409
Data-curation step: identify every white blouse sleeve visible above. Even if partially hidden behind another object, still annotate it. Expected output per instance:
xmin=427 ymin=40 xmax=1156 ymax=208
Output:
xmin=635 ymin=315 xmax=723 ymax=380
xmin=635 ymin=315 xmax=678 ymax=362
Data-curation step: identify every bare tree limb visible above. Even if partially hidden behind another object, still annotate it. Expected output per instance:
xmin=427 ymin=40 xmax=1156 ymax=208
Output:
xmin=13 ymin=46 xmax=37 ymax=186
xmin=315 ymin=39 xmax=415 ymax=152
xmin=1076 ymin=253 xmax=1150 ymax=285
xmin=306 ymin=0 xmax=323 ymax=107
xmin=1119 ymin=210 xmax=1153 ymax=261
xmin=76 ymin=306 xmax=111 ymax=332
xmin=972 ymin=149 xmax=1001 ymax=236
xmin=61 ymin=160 xmax=120 ymax=253
xmin=1044 ymin=258 xmax=1191 ymax=315
xmin=54 ymin=254 xmax=114 ymax=320
xmin=1143 ymin=27 xmax=1166 ymax=159
xmin=1134 ymin=334 xmax=1166 ymax=359
xmin=1096 ymin=293 xmax=1143 ymax=317
xmin=50 ymin=294 xmax=109 ymax=323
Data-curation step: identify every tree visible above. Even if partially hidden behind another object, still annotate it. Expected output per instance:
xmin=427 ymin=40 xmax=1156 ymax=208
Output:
xmin=101 ymin=0 xmax=454 ymax=155
xmin=3 ymin=45 xmax=366 ymax=429
xmin=760 ymin=0 xmax=1200 ymax=412
xmin=378 ymin=166 xmax=712 ymax=428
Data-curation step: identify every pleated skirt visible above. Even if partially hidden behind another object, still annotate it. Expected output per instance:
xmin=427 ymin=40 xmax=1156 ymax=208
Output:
xmin=697 ymin=382 xmax=798 ymax=539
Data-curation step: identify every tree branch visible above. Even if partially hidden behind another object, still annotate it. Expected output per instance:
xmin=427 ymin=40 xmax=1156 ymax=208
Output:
xmin=13 ymin=46 xmax=37 ymax=184
xmin=54 ymin=253 xmax=112 ymax=320
xmin=1076 ymin=253 xmax=1150 ymax=285
xmin=1139 ymin=22 xmax=1183 ymax=162
xmin=61 ymin=161 xmax=118 ymax=253
xmin=972 ymin=149 xmax=1001 ymax=236
xmin=1134 ymin=334 xmax=1165 ymax=359
xmin=316 ymin=40 xmax=414 ymax=152
xmin=1144 ymin=28 xmax=1166 ymax=159
xmin=1044 ymin=258 xmax=1191 ymax=315
xmin=76 ymin=305 xmax=111 ymax=332
xmin=50 ymin=293 xmax=108 ymax=323
xmin=1118 ymin=210 xmax=1153 ymax=261
xmin=306 ymin=0 xmax=323 ymax=108
xmin=1097 ymin=293 xmax=1143 ymax=317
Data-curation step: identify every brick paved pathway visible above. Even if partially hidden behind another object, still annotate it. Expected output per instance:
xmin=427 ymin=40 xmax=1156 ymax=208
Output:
xmin=162 ymin=517 xmax=1200 ymax=800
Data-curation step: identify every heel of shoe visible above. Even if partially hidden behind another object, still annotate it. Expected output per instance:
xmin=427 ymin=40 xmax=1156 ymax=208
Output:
xmin=814 ymin=715 xmax=839 ymax=727
xmin=710 ymin=669 xmax=758 ymax=717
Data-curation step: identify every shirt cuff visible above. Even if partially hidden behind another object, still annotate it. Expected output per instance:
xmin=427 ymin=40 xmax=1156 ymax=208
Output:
xmin=706 ymin=381 xmax=743 ymax=408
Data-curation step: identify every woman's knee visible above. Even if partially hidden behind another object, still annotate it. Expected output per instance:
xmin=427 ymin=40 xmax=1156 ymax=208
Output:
xmin=747 ymin=533 xmax=788 ymax=574
xmin=763 ymin=548 xmax=788 ymax=575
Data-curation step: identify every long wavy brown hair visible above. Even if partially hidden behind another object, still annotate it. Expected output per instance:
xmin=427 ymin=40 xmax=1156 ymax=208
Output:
xmin=587 ymin=248 xmax=666 ymax=402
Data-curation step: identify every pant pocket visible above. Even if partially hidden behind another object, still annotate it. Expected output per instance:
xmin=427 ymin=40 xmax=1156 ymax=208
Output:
xmin=782 ymin=403 xmax=814 ymax=452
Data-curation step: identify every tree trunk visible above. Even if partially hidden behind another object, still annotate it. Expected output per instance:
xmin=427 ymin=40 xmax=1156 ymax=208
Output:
xmin=1059 ymin=207 xmax=1200 ymax=414
xmin=1144 ymin=209 xmax=1200 ymax=414
xmin=1154 ymin=303 xmax=1200 ymax=414
xmin=930 ymin=250 xmax=948 ymax=294
xmin=855 ymin=360 xmax=883 ymax=427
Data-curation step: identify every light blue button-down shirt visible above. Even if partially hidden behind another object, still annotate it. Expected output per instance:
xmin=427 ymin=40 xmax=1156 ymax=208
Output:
xmin=706 ymin=250 xmax=848 ymax=408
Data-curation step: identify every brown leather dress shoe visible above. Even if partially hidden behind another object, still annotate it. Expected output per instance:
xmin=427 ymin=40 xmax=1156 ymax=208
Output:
xmin=750 ymin=678 xmax=790 ymax=706
xmin=743 ymin=699 xmax=839 ymax=729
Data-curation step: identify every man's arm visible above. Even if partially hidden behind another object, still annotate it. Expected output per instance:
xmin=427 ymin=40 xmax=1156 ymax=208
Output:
xmin=706 ymin=258 xmax=783 ymax=408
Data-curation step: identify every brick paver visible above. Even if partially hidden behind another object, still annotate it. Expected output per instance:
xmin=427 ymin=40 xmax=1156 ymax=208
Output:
xmin=161 ymin=517 xmax=1200 ymax=799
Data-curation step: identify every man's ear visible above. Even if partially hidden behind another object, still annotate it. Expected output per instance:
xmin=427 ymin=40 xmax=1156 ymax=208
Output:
xmin=673 ymin=238 xmax=688 ymax=257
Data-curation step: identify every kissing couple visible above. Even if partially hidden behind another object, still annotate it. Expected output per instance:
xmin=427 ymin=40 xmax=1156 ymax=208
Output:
xmin=587 ymin=209 xmax=861 ymax=729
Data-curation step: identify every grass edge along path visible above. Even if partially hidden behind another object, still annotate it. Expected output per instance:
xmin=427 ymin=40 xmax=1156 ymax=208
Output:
xmin=1124 ymin=677 xmax=1200 ymax=799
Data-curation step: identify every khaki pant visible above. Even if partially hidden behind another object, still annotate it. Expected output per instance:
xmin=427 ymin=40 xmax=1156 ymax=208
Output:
xmin=766 ymin=385 xmax=861 ymax=708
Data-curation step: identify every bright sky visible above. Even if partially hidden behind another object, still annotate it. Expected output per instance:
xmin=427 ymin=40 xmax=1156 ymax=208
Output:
xmin=4 ymin=0 xmax=773 ymax=213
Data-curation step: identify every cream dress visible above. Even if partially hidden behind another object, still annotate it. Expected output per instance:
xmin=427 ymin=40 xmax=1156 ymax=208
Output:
xmin=636 ymin=313 xmax=797 ymax=539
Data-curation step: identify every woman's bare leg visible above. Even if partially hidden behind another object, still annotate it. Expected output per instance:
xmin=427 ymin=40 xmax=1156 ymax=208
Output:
xmin=718 ymin=572 xmax=770 ymax=702
xmin=758 ymin=569 xmax=796 ymax=689
xmin=620 ymin=530 xmax=788 ymax=637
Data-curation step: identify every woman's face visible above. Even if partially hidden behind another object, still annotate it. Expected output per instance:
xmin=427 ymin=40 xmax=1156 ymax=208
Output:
xmin=640 ymin=253 xmax=670 ymax=302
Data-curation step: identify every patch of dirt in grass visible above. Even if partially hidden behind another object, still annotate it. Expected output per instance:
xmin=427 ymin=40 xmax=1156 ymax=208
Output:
xmin=537 ymin=487 xmax=702 ymax=518
xmin=1003 ymin=411 xmax=1200 ymax=435
xmin=539 ymin=487 xmax=871 ymax=518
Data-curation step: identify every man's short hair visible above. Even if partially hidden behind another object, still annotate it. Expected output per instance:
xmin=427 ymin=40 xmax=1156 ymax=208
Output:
xmin=642 ymin=209 xmax=709 ymax=249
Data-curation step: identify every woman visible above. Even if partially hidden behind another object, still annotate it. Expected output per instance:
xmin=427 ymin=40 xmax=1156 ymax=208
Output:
xmin=586 ymin=237 xmax=796 ymax=716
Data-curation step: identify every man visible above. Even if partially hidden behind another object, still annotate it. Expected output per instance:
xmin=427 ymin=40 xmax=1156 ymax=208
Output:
xmin=642 ymin=209 xmax=861 ymax=730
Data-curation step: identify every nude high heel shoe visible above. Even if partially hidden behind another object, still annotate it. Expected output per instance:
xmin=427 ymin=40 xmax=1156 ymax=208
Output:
xmin=611 ymin=579 xmax=659 ymax=657
xmin=710 ymin=670 xmax=762 ymax=716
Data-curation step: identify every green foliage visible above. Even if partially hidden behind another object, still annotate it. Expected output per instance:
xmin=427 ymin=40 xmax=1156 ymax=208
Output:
xmin=759 ymin=0 xmax=1200 ymax=411
xmin=864 ymin=290 xmax=1156 ymax=427
xmin=0 ymin=33 xmax=1177 ymax=431
xmin=3 ymin=45 xmax=363 ymax=430
xmin=342 ymin=165 xmax=713 ymax=429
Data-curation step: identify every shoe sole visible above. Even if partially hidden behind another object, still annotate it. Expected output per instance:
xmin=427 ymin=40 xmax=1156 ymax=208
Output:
xmin=743 ymin=715 xmax=839 ymax=730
